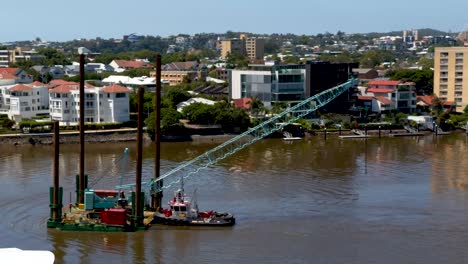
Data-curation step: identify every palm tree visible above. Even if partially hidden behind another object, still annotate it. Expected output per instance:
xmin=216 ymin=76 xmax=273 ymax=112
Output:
xmin=247 ymin=97 xmax=265 ymax=117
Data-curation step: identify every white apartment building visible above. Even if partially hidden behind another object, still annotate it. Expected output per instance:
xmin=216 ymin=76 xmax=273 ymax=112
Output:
xmin=49 ymin=83 xmax=130 ymax=125
xmin=0 ymin=81 xmax=49 ymax=121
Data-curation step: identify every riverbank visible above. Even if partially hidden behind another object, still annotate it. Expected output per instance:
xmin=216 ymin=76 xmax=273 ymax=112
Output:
xmin=0 ymin=127 xmax=432 ymax=145
xmin=0 ymin=128 xmax=243 ymax=145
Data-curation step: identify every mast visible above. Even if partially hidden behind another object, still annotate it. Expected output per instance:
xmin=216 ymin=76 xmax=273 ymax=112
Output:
xmin=152 ymin=54 xmax=163 ymax=209
xmin=134 ymin=87 xmax=144 ymax=225
xmin=78 ymin=53 xmax=85 ymax=204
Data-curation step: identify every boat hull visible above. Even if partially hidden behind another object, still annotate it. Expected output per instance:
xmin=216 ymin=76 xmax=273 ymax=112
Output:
xmin=152 ymin=213 xmax=235 ymax=227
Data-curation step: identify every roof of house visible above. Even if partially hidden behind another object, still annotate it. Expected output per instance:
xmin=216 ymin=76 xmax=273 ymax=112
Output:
xmin=368 ymin=80 xmax=415 ymax=86
xmin=176 ymin=97 xmax=216 ymax=112
xmin=375 ymin=96 xmax=392 ymax=105
xmin=0 ymin=67 xmax=20 ymax=75
xmin=367 ymin=88 xmax=394 ymax=93
xmin=416 ymin=95 xmax=435 ymax=106
xmin=232 ymin=98 xmax=253 ymax=109
xmin=368 ymin=80 xmax=402 ymax=86
xmin=112 ymin=60 xmax=148 ymax=69
xmin=30 ymin=81 xmax=46 ymax=87
xmin=357 ymin=95 xmax=374 ymax=101
xmin=102 ymin=84 xmax=131 ymax=93
xmin=162 ymin=61 xmax=198 ymax=71
xmin=48 ymin=79 xmax=76 ymax=87
xmin=49 ymin=84 xmax=79 ymax=93
xmin=9 ymin=84 xmax=33 ymax=92
xmin=0 ymin=72 xmax=18 ymax=79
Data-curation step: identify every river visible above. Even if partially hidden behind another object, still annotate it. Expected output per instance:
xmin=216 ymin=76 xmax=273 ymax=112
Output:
xmin=0 ymin=133 xmax=467 ymax=263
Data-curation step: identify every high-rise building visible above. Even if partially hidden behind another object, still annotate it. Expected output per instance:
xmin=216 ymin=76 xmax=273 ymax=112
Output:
xmin=244 ymin=38 xmax=265 ymax=61
xmin=434 ymin=47 xmax=468 ymax=112
xmin=221 ymin=34 xmax=265 ymax=61
xmin=220 ymin=39 xmax=244 ymax=60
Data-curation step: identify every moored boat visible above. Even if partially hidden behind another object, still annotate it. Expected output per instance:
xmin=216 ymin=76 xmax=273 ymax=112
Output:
xmin=152 ymin=187 xmax=235 ymax=226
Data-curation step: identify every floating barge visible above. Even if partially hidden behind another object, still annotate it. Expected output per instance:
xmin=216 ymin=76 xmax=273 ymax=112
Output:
xmin=47 ymin=54 xmax=159 ymax=232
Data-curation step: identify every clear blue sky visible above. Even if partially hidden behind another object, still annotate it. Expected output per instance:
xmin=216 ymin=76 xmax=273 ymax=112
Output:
xmin=2 ymin=0 xmax=467 ymax=42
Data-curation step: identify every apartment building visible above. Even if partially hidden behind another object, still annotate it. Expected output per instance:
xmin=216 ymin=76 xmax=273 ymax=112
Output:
xmin=0 ymin=82 xmax=50 ymax=121
xmin=244 ymin=38 xmax=265 ymax=61
xmin=221 ymin=34 xmax=265 ymax=61
xmin=434 ymin=47 xmax=468 ymax=112
xmin=220 ymin=39 xmax=244 ymax=60
xmin=49 ymin=83 xmax=130 ymax=125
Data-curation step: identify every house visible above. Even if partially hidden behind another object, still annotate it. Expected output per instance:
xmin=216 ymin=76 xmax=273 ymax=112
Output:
xmin=416 ymin=95 xmax=456 ymax=113
xmin=85 ymin=63 xmax=114 ymax=73
xmin=0 ymin=82 xmax=49 ymax=122
xmin=101 ymin=75 xmax=165 ymax=91
xmin=49 ymin=82 xmax=130 ymax=125
xmin=0 ymin=67 xmax=33 ymax=84
xmin=364 ymin=80 xmax=417 ymax=113
xmin=157 ymin=61 xmax=207 ymax=86
xmin=31 ymin=65 xmax=65 ymax=80
xmin=109 ymin=60 xmax=150 ymax=73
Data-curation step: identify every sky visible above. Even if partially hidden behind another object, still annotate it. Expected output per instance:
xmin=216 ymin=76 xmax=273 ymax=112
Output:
xmin=2 ymin=0 xmax=468 ymax=42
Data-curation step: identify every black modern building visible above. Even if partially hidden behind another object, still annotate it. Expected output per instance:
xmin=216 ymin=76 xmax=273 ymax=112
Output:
xmin=305 ymin=61 xmax=359 ymax=113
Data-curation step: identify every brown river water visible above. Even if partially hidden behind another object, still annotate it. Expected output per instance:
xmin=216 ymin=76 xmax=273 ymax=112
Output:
xmin=0 ymin=133 xmax=467 ymax=263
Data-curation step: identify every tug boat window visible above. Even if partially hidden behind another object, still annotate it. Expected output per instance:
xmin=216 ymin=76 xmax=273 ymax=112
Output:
xmin=180 ymin=206 xmax=187 ymax=212
xmin=174 ymin=206 xmax=180 ymax=212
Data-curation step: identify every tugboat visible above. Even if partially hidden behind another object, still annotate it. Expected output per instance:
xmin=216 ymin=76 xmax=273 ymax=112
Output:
xmin=152 ymin=182 xmax=235 ymax=226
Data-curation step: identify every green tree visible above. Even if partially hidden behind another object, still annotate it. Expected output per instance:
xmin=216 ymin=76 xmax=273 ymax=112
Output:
xmin=360 ymin=50 xmax=396 ymax=68
xmin=145 ymin=107 xmax=183 ymax=138
xmin=387 ymin=69 xmax=433 ymax=95
xmin=182 ymin=103 xmax=217 ymax=125
xmin=163 ymin=87 xmax=191 ymax=108
xmin=247 ymin=97 xmax=265 ymax=116
xmin=226 ymin=51 xmax=249 ymax=68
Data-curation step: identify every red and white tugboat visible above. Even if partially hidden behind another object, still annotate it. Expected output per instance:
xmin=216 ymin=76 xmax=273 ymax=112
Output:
xmin=152 ymin=184 xmax=235 ymax=226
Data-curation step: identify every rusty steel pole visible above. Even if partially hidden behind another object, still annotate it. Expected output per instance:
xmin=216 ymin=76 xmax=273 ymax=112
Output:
xmin=135 ymin=87 xmax=144 ymax=224
xmin=152 ymin=54 xmax=163 ymax=210
xmin=78 ymin=54 xmax=85 ymax=204
xmin=52 ymin=121 xmax=60 ymax=220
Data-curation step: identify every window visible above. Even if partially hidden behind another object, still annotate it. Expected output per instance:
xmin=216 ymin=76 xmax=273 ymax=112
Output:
xmin=456 ymin=65 xmax=463 ymax=71
xmin=456 ymin=52 xmax=464 ymax=57
xmin=440 ymin=58 xmax=448 ymax=64
xmin=440 ymin=52 xmax=448 ymax=57
xmin=456 ymin=58 xmax=463 ymax=64
xmin=440 ymin=65 xmax=448 ymax=70
xmin=116 ymin=93 xmax=126 ymax=98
